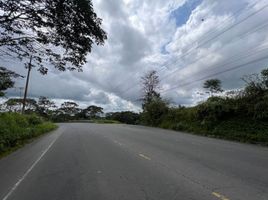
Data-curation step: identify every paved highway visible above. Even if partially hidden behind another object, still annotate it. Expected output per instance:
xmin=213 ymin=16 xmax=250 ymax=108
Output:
xmin=0 ymin=123 xmax=267 ymax=200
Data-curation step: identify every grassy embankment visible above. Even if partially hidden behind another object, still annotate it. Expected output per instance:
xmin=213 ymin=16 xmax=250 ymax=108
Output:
xmin=64 ymin=119 xmax=121 ymax=124
xmin=158 ymin=98 xmax=268 ymax=146
xmin=92 ymin=119 xmax=121 ymax=124
xmin=0 ymin=113 xmax=57 ymax=157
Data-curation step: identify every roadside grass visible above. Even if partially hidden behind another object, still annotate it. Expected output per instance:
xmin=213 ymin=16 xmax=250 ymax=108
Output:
xmin=92 ymin=119 xmax=121 ymax=124
xmin=159 ymin=118 xmax=268 ymax=146
xmin=0 ymin=113 xmax=58 ymax=157
xmin=62 ymin=119 xmax=121 ymax=124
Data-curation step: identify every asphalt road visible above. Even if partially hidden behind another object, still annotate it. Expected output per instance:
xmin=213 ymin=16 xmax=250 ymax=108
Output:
xmin=0 ymin=123 xmax=267 ymax=200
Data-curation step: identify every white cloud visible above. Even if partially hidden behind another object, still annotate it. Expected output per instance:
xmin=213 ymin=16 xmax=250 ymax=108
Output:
xmin=2 ymin=0 xmax=268 ymax=111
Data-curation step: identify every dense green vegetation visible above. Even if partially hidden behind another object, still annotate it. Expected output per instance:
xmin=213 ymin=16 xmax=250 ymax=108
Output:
xmin=92 ymin=119 xmax=121 ymax=124
xmin=106 ymin=111 xmax=140 ymax=124
xmin=140 ymin=68 xmax=268 ymax=145
xmin=0 ymin=113 xmax=57 ymax=156
xmin=159 ymin=105 xmax=268 ymax=145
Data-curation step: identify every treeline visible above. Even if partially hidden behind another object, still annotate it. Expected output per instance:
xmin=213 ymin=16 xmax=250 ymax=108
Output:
xmin=106 ymin=111 xmax=140 ymax=124
xmin=0 ymin=97 xmax=106 ymax=122
xmin=139 ymin=68 xmax=268 ymax=145
xmin=0 ymin=97 xmax=141 ymax=124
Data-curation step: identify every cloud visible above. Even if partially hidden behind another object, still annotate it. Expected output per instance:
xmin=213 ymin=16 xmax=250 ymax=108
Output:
xmin=2 ymin=0 xmax=268 ymax=112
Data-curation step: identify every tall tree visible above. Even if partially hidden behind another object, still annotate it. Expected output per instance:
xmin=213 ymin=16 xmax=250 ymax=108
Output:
xmin=0 ymin=67 xmax=22 ymax=96
xmin=141 ymin=70 xmax=161 ymax=109
xmin=261 ymin=68 xmax=268 ymax=87
xmin=83 ymin=105 xmax=103 ymax=119
xmin=0 ymin=0 xmax=107 ymax=74
xmin=37 ymin=96 xmax=56 ymax=116
xmin=58 ymin=101 xmax=79 ymax=116
xmin=140 ymin=70 xmax=168 ymax=125
xmin=1 ymin=98 xmax=22 ymax=112
xmin=106 ymin=111 xmax=140 ymax=124
xmin=1 ymin=98 xmax=37 ymax=112
xmin=203 ymin=79 xmax=223 ymax=96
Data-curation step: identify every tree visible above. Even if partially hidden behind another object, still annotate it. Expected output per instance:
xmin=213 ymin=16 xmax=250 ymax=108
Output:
xmin=261 ymin=68 xmax=268 ymax=87
xmin=0 ymin=0 xmax=107 ymax=74
xmin=1 ymin=98 xmax=22 ymax=112
xmin=240 ymin=68 xmax=268 ymax=119
xmin=37 ymin=96 xmax=56 ymax=117
xmin=140 ymin=70 xmax=169 ymax=125
xmin=82 ymin=105 xmax=103 ymax=119
xmin=141 ymin=70 xmax=161 ymax=109
xmin=106 ymin=111 xmax=140 ymax=124
xmin=0 ymin=67 xmax=22 ymax=96
xmin=241 ymin=70 xmax=268 ymax=98
xmin=203 ymin=79 xmax=223 ymax=96
xmin=141 ymin=98 xmax=169 ymax=126
xmin=1 ymin=98 xmax=37 ymax=112
xmin=58 ymin=101 xmax=79 ymax=116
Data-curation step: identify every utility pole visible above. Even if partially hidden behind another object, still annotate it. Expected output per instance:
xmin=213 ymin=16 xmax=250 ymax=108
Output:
xmin=22 ymin=55 xmax=32 ymax=114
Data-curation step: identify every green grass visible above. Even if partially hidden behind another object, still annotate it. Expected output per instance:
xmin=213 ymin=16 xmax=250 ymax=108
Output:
xmin=64 ymin=119 xmax=121 ymax=124
xmin=0 ymin=113 xmax=58 ymax=157
xmin=92 ymin=119 xmax=121 ymax=124
xmin=160 ymin=118 xmax=268 ymax=146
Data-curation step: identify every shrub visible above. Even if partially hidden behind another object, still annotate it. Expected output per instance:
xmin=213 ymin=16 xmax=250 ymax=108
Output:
xmin=26 ymin=114 xmax=43 ymax=125
xmin=0 ymin=113 xmax=57 ymax=155
xmin=141 ymin=99 xmax=169 ymax=126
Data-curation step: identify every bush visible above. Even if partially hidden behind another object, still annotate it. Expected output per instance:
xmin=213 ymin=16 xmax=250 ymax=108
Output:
xmin=26 ymin=114 xmax=44 ymax=125
xmin=140 ymin=68 xmax=268 ymax=146
xmin=106 ymin=111 xmax=140 ymax=124
xmin=141 ymin=99 xmax=169 ymax=126
xmin=0 ymin=113 xmax=57 ymax=155
xmin=196 ymin=97 xmax=234 ymax=123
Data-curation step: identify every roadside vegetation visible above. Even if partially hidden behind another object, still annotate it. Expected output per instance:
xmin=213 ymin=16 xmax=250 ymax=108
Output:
xmin=0 ymin=113 xmax=57 ymax=156
xmin=0 ymin=68 xmax=57 ymax=156
xmin=139 ymin=68 xmax=268 ymax=145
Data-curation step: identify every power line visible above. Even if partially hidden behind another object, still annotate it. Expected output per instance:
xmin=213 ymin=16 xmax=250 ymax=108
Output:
xmin=167 ymin=1 xmax=268 ymax=69
xmin=115 ymin=2 xmax=268 ymax=97
xmin=162 ymin=44 xmax=268 ymax=87
xmin=119 ymin=21 xmax=268 ymax=96
xmin=111 ymin=1 xmax=259 ymax=95
xmin=114 ymin=49 xmax=268 ymax=109
xmin=112 ymin=46 xmax=268 ymax=106
xmin=160 ymin=21 xmax=268 ymax=82
xmin=161 ymin=54 xmax=268 ymax=93
xmin=157 ymin=1 xmax=259 ymax=70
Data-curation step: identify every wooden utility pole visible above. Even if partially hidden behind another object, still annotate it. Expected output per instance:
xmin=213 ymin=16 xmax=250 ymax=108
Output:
xmin=22 ymin=55 xmax=32 ymax=114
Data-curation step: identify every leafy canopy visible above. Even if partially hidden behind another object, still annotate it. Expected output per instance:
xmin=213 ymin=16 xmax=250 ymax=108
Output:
xmin=0 ymin=0 xmax=107 ymax=74
xmin=83 ymin=105 xmax=103 ymax=118
xmin=0 ymin=67 xmax=22 ymax=96
xmin=203 ymin=79 xmax=223 ymax=95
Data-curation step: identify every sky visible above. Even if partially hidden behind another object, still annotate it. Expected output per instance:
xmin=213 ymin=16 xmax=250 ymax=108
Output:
xmin=2 ymin=0 xmax=268 ymax=112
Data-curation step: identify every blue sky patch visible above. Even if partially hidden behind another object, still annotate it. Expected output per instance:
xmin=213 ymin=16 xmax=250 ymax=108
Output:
xmin=170 ymin=0 xmax=203 ymax=27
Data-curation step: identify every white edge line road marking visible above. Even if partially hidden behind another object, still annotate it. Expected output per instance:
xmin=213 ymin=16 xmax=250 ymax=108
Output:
xmin=2 ymin=133 xmax=62 ymax=200
xmin=139 ymin=154 xmax=151 ymax=161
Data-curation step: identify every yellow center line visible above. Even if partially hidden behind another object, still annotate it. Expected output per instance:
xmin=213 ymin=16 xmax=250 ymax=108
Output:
xmin=212 ymin=192 xmax=230 ymax=200
xmin=139 ymin=153 xmax=151 ymax=160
